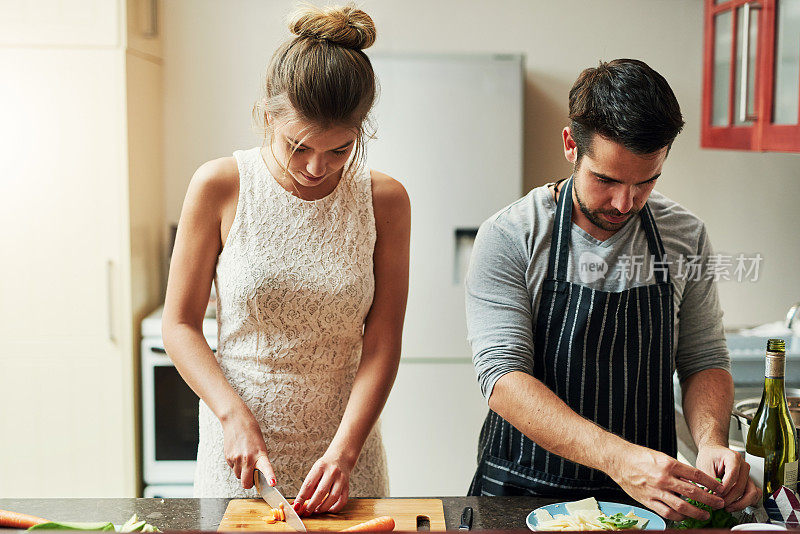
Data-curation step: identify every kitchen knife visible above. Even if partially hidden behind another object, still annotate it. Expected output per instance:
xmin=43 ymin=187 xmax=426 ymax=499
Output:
xmin=459 ymin=506 xmax=473 ymax=530
xmin=254 ymin=469 xmax=307 ymax=532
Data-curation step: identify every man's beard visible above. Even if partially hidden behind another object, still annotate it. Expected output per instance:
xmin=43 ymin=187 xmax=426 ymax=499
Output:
xmin=574 ymin=183 xmax=639 ymax=232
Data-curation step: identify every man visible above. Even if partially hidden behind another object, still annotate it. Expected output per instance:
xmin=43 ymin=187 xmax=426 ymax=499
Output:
xmin=465 ymin=59 xmax=759 ymax=520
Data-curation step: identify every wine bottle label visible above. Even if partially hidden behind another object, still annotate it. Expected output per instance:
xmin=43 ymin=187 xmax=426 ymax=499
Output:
xmin=785 ymin=460 xmax=799 ymax=491
xmin=766 ymin=353 xmax=786 ymax=378
xmin=746 ymin=452 xmax=765 ymax=488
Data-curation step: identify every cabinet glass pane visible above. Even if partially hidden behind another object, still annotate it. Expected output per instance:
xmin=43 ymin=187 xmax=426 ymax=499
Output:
xmin=773 ymin=0 xmax=800 ymax=125
xmin=734 ymin=6 xmax=759 ymax=125
xmin=713 ymin=10 xmax=733 ymax=126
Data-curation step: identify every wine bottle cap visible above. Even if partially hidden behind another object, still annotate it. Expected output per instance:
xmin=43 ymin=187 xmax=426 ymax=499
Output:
xmin=768 ymin=339 xmax=786 ymax=353
xmin=766 ymin=339 xmax=787 ymax=378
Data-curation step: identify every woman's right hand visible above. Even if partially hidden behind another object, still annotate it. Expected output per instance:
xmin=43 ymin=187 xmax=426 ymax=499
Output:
xmin=222 ymin=412 xmax=276 ymax=490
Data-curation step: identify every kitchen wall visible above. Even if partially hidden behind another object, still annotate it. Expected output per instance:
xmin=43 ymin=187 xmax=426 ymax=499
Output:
xmin=162 ymin=0 xmax=800 ymax=328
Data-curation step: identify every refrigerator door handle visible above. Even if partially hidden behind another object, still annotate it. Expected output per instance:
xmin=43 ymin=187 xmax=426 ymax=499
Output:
xmin=107 ymin=259 xmax=117 ymax=345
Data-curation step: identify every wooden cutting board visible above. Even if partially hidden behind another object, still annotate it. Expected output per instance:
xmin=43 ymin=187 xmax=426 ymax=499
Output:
xmin=218 ymin=498 xmax=446 ymax=531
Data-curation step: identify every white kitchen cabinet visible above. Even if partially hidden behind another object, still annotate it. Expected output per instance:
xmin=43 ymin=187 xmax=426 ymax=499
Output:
xmin=0 ymin=0 xmax=120 ymax=47
xmin=0 ymin=0 xmax=164 ymax=497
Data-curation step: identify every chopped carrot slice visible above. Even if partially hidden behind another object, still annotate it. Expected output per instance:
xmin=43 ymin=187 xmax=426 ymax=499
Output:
xmin=262 ymin=505 xmax=286 ymax=524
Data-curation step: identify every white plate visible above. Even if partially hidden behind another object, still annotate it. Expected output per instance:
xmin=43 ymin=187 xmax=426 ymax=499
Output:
xmin=526 ymin=501 xmax=667 ymax=531
xmin=731 ymin=524 xmax=787 ymax=531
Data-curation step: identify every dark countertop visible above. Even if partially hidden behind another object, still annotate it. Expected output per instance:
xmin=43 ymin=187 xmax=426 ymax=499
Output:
xmin=0 ymin=496 xmax=640 ymax=531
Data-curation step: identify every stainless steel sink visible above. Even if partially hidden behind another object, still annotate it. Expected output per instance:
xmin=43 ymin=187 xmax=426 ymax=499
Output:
xmin=725 ymin=334 xmax=800 ymax=386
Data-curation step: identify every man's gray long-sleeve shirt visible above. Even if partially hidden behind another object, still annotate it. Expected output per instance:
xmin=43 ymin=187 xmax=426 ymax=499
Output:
xmin=466 ymin=183 xmax=731 ymax=401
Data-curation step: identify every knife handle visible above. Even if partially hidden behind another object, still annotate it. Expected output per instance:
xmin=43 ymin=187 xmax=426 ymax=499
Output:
xmin=459 ymin=507 xmax=473 ymax=530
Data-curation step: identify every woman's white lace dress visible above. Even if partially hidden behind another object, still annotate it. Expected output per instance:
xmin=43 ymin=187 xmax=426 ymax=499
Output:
xmin=193 ymin=146 xmax=390 ymax=498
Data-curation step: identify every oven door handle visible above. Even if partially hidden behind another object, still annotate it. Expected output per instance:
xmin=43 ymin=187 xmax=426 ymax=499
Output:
xmin=150 ymin=347 xmax=216 ymax=354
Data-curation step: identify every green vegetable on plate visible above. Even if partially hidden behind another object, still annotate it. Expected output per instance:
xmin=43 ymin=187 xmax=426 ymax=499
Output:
xmin=598 ymin=512 xmax=639 ymax=529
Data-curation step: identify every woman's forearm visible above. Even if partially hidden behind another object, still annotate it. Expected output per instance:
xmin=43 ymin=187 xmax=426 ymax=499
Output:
xmin=162 ymin=321 xmax=251 ymax=424
xmin=326 ymin=349 xmax=400 ymax=466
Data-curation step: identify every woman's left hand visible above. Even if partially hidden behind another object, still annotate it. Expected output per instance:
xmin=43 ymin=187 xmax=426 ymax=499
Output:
xmin=293 ymin=452 xmax=354 ymax=516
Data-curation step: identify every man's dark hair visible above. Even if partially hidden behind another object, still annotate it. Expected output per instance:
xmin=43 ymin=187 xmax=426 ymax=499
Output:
xmin=568 ymin=58 xmax=684 ymax=163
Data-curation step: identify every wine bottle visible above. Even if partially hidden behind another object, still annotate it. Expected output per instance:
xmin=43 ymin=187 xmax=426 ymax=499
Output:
xmin=745 ymin=338 xmax=798 ymax=499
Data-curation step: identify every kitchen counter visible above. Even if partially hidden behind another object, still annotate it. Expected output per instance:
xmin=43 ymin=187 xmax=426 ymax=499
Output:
xmin=0 ymin=496 xmax=641 ymax=531
xmin=0 ymin=392 xmax=758 ymax=531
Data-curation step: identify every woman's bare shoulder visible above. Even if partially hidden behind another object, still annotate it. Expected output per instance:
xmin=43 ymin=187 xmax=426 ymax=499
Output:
xmin=370 ymin=169 xmax=410 ymax=214
xmin=189 ymin=156 xmax=239 ymax=198
xmin=180 ymin=157 xmax=238 ymax=219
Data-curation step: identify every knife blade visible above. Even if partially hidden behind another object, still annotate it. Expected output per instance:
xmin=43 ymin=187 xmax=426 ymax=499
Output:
xmin=459 ymin=506 xmax=473 ymax=530
xmin=254 ymin=469 xmax=307 ymax=531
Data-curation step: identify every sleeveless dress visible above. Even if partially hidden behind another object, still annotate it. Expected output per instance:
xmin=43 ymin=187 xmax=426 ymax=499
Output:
xmin=193 ymin=146 xmax=390 ymax=498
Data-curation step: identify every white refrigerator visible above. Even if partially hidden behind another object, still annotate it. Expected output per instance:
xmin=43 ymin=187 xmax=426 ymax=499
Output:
xmin=367 ymin=53 xmax=524 ymax=496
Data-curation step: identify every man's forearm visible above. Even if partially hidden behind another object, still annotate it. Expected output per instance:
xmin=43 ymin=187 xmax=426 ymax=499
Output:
xmin=489 ymin=370 xmax=635 ymax=476
xmin=681 ymin=368 xmax=734 ymax=449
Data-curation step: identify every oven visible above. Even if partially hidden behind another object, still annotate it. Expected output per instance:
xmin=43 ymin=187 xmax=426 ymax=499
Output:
xmin=141 ymin=307 xmax=217 ymax=497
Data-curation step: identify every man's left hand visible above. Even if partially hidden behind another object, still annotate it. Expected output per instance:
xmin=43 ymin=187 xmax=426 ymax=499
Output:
xmin=695 ymin=444 xmax=761 ymax=511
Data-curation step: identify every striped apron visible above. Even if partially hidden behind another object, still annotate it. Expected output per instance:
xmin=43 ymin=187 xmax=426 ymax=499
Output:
xmin=468 ymin=177 xmax=676 ymax=498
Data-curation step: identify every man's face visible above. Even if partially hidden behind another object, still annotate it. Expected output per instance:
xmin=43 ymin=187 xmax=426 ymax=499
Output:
xmin=564 ymin=129 xmax=668 ymax=234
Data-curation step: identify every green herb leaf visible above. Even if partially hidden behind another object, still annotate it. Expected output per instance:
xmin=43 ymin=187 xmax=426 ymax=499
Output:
xmin=598 ymin=513 xmax=639 ymax=529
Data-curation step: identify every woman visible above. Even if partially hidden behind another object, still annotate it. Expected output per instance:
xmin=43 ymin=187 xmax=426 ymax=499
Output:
xmin=162 ymin=4 xmax=410 ymax=516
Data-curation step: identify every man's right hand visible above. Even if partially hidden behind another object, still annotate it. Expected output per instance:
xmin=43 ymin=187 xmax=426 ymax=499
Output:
xmin=608 ymin=444 xmax=725 ymax=521
xmin=222 ymin=412 xmax=276 ymax=491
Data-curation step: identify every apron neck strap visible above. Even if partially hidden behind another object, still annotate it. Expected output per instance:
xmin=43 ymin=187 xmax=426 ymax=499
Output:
xmin=547 ymin=177 xmax=670 ymax=284
xmin=639 ymin=202 xmax=670 ymax=284
xmin=547 ymin=177 xmax=574 ymax=280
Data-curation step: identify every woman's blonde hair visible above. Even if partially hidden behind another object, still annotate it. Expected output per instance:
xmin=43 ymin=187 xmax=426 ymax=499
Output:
xmin=253 ymin=3 xmax=378 ymax=176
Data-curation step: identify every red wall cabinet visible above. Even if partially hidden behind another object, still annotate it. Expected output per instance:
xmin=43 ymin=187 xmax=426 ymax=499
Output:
xmin=702 ymin=0 xmax=800 ymax=152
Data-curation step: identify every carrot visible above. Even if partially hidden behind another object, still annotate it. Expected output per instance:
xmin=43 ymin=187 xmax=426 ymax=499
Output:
xmin=0 ymin=509 xmax=49 ymax=529
xmin=341 ymin=516 xmax=395 ymax=532
xmin=262 ymin=507 xmax=284 ymax=524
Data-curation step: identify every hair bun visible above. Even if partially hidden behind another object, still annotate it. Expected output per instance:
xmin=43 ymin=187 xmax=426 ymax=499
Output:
xmin=288 ymin=3 xmax=376 ymax=50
